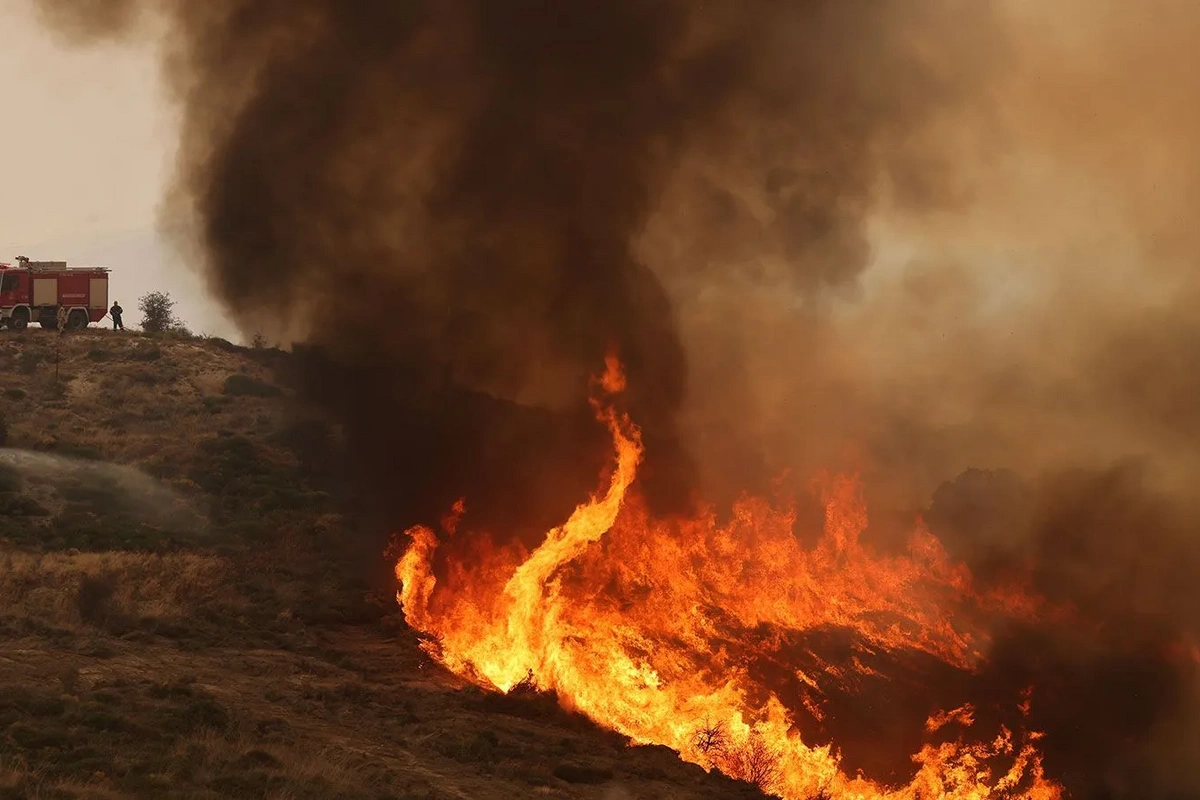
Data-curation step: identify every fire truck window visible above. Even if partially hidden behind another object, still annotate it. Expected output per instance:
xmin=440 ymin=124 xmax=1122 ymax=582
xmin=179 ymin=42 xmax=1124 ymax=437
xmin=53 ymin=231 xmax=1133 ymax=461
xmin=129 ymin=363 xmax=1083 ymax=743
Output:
xmin=0 ymin=274 xmax=16 ymax=292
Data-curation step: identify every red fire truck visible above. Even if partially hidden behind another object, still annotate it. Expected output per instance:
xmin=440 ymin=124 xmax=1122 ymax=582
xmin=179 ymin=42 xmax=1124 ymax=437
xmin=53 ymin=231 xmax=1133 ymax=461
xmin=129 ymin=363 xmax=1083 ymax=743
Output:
xmin=0 ymin=256 xmax=111 ymax=331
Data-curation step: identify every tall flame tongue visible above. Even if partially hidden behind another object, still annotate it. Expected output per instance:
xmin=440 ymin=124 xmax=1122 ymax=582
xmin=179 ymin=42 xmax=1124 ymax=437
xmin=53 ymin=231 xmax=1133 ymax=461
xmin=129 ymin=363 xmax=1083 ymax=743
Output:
xmin=395 ymin=358 xmax=1065 ymax=800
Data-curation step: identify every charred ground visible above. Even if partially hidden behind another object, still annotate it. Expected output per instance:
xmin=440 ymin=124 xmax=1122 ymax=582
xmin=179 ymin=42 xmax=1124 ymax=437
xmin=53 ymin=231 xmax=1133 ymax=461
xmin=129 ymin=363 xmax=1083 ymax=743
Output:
xmin=0 ymin=330 xmax=766 ymax=800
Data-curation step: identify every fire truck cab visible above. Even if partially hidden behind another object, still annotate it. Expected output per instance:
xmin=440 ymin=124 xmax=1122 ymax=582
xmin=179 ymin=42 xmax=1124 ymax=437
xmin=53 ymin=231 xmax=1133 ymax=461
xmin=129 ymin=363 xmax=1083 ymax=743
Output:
xmin=0 ymin=256 xmax=111 ymax=331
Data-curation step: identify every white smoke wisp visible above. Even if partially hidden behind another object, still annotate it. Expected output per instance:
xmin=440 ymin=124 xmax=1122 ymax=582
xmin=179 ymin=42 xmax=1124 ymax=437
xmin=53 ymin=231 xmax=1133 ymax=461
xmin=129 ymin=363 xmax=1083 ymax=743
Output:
xmin=0 ymin=448 xmax=205 ymax=536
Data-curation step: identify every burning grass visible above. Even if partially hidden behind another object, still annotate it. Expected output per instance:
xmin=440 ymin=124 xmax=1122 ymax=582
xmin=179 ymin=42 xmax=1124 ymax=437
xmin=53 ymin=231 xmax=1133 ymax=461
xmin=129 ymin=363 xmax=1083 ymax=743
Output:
xmin=395 ymin=358 xmax=1067 ymax=799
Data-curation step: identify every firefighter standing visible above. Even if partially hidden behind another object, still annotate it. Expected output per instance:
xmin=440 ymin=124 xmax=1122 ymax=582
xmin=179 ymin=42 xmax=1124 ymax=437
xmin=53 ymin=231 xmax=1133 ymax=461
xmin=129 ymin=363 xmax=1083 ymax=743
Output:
xmin=56 ymin=305 xmax=68 ymax=332
xmin=110 ymin=301 xmax=124 ymax=330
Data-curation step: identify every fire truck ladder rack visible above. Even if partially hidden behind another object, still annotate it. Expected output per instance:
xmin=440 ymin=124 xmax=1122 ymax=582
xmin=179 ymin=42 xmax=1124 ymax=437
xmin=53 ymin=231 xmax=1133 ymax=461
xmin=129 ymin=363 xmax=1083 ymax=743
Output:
xmin=13 ymin=256 xmax=111 ymax=273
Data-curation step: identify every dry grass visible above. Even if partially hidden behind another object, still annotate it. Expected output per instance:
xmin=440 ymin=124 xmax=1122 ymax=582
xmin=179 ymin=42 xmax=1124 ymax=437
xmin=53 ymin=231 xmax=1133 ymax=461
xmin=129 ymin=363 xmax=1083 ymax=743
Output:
xmin=0 ymin=330 xmax=289 ymax=473
xmin=1 ymin=758 xmax=127 ymax=800
xmin=0 ymin=332 xmax=767 ymax=800
xmin=157 ymin=728 xmax=444 ymax=799
xmin=0 ymin=550 xmax=236 ymax=633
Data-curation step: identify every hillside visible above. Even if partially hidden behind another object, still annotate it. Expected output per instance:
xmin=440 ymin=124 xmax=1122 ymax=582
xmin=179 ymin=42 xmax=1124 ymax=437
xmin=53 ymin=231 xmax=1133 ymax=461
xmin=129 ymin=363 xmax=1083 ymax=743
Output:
xmin=0 ymin=329 xmax=766 ymax=800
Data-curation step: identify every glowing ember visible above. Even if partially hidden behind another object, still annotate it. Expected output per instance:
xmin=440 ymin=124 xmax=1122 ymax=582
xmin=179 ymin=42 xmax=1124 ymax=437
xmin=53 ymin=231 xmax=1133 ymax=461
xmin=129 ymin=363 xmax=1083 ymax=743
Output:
xmin=395 ymin=357 xmax=1065 ymax=799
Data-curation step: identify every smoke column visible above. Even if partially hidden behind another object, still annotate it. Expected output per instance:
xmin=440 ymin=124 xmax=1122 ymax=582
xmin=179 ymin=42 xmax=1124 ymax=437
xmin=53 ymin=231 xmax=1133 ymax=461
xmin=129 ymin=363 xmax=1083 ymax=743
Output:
xmin=31 ymin=0 xmax=1200 ymax=795
xmin=30 ymin=0 xmax=998 ymax=530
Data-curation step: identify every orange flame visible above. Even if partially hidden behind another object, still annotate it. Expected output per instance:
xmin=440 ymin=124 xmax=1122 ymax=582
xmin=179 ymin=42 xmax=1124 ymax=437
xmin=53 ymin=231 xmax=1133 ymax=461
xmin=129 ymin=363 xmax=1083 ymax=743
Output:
xmin=395 ymin=359 xmax=1065 ymax=799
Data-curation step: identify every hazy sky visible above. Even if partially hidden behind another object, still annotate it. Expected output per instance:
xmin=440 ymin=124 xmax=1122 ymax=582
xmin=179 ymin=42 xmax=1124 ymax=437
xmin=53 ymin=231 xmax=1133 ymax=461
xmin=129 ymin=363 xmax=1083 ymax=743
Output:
xmin=0 ymin=0 xmax=235 ymax=337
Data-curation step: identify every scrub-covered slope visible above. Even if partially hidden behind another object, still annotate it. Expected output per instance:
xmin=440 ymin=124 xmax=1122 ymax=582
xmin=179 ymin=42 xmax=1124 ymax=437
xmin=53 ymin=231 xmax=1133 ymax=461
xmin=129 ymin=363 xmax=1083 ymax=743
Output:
xmin=0 ymin=329 xmax=764 ymax=800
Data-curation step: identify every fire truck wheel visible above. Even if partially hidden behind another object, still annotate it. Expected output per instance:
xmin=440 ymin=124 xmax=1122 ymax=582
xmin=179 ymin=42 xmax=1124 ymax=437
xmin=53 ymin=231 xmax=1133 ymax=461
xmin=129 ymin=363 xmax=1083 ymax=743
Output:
xmin=67 ymin=310 xmax=89 ymax=331
xmin=9 ymin=309 xmax=29 ymax=331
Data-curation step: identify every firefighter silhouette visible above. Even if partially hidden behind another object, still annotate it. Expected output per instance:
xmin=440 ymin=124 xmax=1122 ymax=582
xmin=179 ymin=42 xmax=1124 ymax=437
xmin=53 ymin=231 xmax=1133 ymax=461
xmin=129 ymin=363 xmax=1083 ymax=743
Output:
xmin=110 ymin=301 xmax=123 ymax=330
xmin=56 ymin=305 xmax=68 ymax=332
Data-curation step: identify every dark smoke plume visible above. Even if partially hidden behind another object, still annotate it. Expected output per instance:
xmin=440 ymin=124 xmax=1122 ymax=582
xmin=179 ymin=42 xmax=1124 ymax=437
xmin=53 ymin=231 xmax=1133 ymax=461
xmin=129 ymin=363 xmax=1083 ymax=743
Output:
xmin=32 ymin=0 xmax=995 ymax=529
xmin=31 ymin=0 xmax=1200 ymax=796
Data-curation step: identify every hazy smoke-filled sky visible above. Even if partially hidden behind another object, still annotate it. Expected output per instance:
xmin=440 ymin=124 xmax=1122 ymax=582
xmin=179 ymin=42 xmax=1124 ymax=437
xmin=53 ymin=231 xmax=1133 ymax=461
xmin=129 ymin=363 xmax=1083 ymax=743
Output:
xmin=655 ymin=0 xmax=1200 ymax=503
xmin=17 ymin=0 xmax=1200 ymax=536
xmin=8 ymin=0 xmax=1200 ymax=496
xmin=0 ymin=0 xmax=234 ymax=336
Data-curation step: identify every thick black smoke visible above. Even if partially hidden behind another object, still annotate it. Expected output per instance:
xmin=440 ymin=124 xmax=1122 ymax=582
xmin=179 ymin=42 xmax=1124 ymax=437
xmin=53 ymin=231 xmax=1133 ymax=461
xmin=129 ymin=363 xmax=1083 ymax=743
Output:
xmin=177 ymin=0 xmax=723 ymax=530
xmin=32 ymin=0 xmax=995 ymax=532
xmin=927 ymin=466 xmax=1200 ymax=797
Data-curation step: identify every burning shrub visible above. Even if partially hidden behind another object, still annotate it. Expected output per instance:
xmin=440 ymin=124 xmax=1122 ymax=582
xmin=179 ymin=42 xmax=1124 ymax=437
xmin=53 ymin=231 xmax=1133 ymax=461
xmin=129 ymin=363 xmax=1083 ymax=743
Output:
xmin=694 ymin=718 xmax=728 ymax=757
xmin=726 ymin=734 xmax=783 ymax=794
xmin=395 ymin=363 xmax=1072 ymax=799
xmin=691 ymin=720 xmax=782 ymax=795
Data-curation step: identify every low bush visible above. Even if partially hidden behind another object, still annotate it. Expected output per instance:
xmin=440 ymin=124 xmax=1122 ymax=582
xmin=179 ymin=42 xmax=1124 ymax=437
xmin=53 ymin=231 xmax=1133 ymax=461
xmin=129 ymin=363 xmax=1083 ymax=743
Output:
xmin=0 ymin=493 xmax=50 ymax=517
xmin=130 ymin=345 xmax=163 ymax=362
xmin=223 ymin=374 xmax=282 ymax=398
xmin=207 ymin=337 xmax=243 ymax=353
xmin=18 ymin=351 xmax=42 ymax=374
xmin=76 ymin=571 xmax=120 ymax=627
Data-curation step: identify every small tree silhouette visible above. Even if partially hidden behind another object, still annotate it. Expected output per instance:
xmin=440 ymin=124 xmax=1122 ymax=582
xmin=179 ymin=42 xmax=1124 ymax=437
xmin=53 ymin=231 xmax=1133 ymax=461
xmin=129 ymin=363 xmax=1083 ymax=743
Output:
xmin=138 ymin=291 xmax=180 ymax=334
xmin=727 ymin=733 xmax=781 ymax=793
xmin=694 ymin=717 xmax=728 ymax=756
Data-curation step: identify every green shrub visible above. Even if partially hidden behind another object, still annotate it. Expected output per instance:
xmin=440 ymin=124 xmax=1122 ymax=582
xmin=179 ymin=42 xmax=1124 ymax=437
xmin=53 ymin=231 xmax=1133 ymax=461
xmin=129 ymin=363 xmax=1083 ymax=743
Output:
xmin=76 ymin=572 xmax=119 ymax=626
xmin=138 ymin=291 xmax=181 ymax=335
xmin=222 ymin=374 xmax=282 ymax=398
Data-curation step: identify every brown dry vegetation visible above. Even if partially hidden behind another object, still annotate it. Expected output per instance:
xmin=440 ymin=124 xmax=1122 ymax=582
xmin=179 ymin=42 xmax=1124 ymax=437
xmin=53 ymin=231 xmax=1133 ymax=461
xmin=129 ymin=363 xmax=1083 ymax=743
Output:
xmin=0 ymin=329 xmax=765 ymax=800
